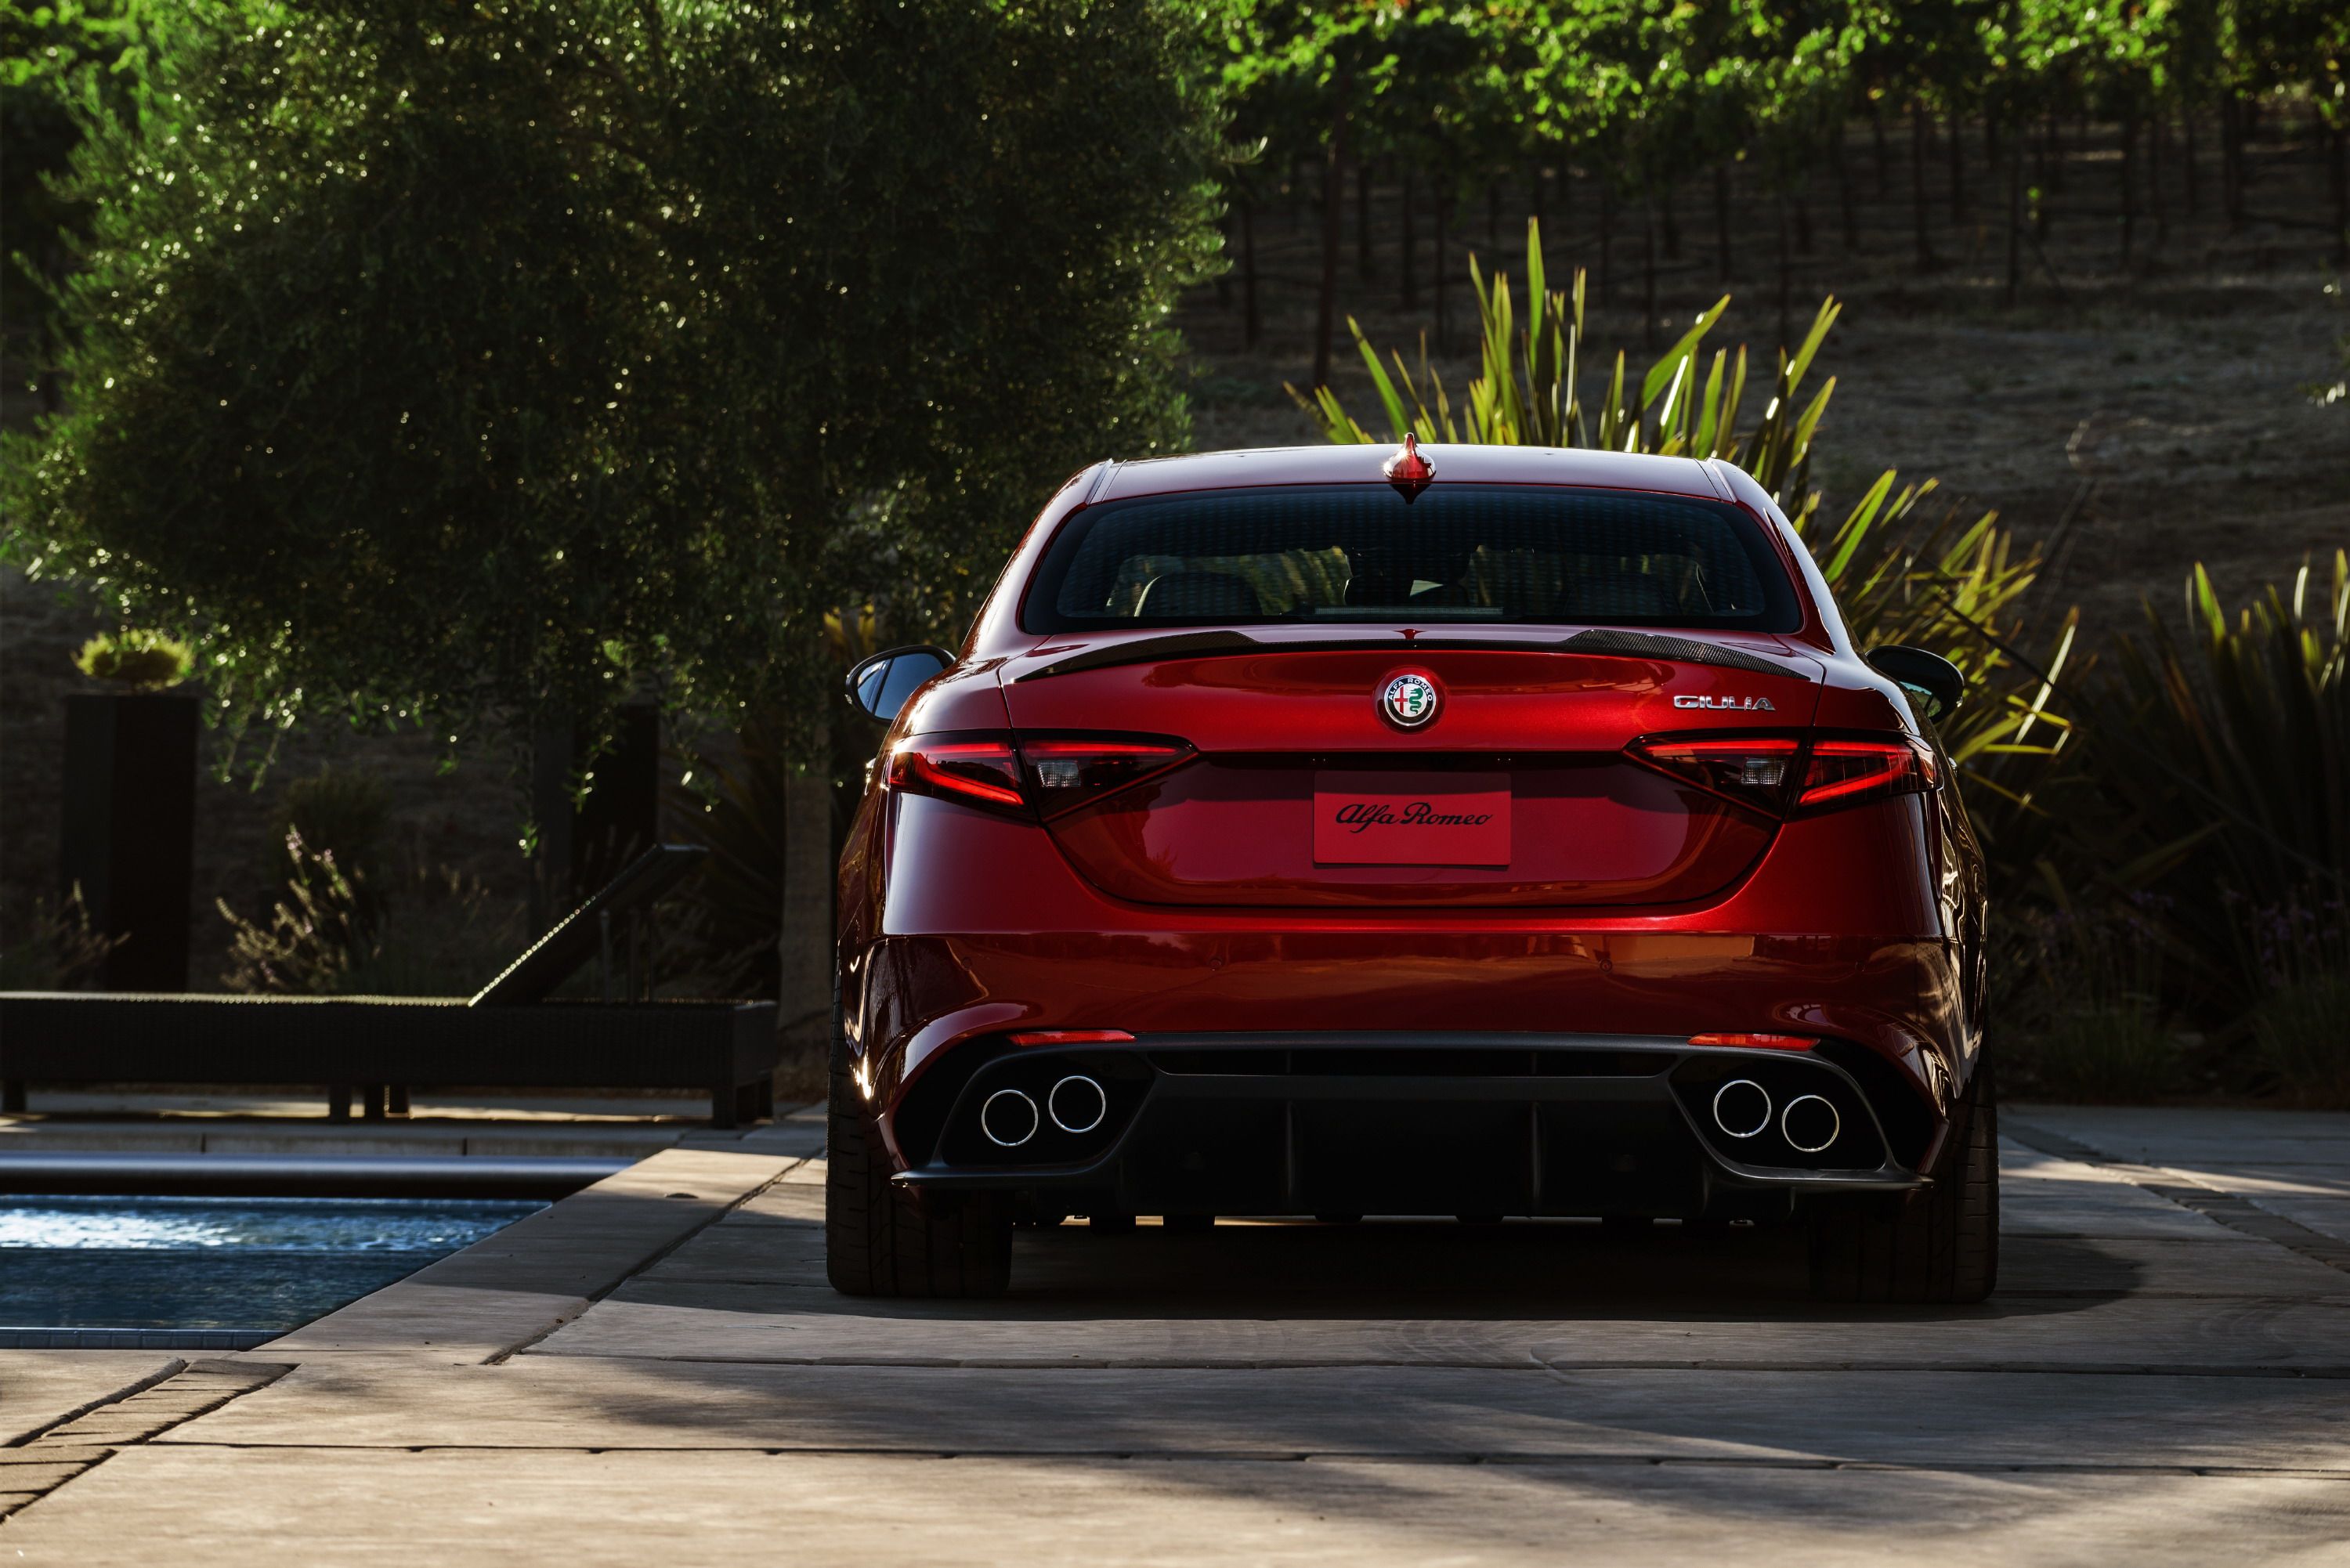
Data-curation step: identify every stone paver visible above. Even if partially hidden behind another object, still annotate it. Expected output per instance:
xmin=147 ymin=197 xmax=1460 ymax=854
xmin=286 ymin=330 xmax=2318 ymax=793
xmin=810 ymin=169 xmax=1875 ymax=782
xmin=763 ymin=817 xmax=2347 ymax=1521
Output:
xmin=0 ymin=1353 xmax=180 ymax=1445
xmin=3 ymin=1107 xmax=2346 ymax=1564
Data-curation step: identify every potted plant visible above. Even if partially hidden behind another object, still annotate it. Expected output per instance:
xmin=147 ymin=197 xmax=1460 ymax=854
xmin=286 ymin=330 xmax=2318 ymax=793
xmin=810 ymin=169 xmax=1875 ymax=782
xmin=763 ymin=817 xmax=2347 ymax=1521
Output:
xmin=61 ymin=630 xmax=199 ymax=991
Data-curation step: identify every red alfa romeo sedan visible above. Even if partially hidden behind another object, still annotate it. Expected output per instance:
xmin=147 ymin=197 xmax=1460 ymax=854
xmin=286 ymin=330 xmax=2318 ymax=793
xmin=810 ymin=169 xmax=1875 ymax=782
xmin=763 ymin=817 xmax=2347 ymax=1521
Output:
xmin=829 ymin=441 xmax=1996 ymax=1304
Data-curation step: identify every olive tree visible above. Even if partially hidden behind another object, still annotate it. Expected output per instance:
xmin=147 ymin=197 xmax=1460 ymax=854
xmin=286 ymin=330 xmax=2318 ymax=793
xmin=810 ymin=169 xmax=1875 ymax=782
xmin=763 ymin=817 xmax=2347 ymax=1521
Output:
xmin=5 ymin=0 xmax=1223 ymax=756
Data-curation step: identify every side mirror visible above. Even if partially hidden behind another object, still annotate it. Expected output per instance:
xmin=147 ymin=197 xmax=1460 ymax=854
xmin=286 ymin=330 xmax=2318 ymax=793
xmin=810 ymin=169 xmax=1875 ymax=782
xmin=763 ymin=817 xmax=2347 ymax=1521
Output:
xmin=1865 ymin=645 xmax=1965 ymax=724
xmin=845 ymin=644 xmax=954 ymax=724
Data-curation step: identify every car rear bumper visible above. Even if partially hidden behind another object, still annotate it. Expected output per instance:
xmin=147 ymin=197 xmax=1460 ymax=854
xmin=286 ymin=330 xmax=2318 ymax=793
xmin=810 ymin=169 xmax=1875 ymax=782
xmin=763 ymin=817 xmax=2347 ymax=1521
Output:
xmin=886 ymin=1034 xmax=1927 ymax=1220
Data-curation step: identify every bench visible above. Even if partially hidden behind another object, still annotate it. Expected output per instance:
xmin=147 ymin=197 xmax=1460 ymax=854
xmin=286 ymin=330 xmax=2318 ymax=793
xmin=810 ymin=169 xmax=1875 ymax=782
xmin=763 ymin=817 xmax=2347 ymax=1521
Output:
xmin=1 ymin=846 xmax=781 ymax=1128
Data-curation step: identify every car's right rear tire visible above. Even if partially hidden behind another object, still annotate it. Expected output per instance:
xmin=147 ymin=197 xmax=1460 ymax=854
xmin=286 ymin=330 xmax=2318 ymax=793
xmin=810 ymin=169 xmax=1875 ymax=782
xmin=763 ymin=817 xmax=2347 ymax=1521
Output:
xmin=1807 ymin=1059 xmax=1998 ymax=1304
xmin=825 ymin=996 xmax=1012 ymax=1299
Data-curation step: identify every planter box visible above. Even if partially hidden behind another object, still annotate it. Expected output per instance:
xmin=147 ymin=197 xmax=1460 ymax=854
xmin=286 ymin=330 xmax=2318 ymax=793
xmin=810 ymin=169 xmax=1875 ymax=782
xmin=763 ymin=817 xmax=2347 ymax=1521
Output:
xmin=60 ymin=692 xmax=200 ymax=990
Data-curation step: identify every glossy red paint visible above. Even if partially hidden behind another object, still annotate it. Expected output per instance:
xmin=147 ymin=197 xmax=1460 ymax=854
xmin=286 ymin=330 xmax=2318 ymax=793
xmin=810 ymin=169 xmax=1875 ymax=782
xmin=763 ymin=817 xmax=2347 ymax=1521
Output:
xmin=835 ymin=446 xmax=1987 ymax=1215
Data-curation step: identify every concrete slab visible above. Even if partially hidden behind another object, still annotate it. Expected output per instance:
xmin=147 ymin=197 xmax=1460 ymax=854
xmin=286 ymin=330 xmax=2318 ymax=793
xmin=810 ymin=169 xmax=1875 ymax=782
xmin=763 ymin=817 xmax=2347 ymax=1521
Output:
xmin=2158 ymin=1165 xmax=2350 ymax=1199
xmin=2240 ymin=1195 xmax=2350 ymax=1246
xmin=159 ymin=1357 xmax=2350 ymax=1472
xmin=2009 ymin=1107 xmax=2350 ymax=1169
xmin=0 ymin=1352 xmax=180 ymax=1445
xmin=257 ymin=1150 xmax=801 ymax=1360
xmin=533 ymin=1290 xmax=2350 ymax=1371
xmin=6 ymin=1447 xmax=2345 ymax=1567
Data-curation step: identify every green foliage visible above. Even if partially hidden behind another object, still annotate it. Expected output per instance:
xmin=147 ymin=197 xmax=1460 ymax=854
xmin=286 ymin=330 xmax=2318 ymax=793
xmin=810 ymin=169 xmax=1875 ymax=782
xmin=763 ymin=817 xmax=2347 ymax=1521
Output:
xmin=1296 ymin=220 xmax=1841 ymax=518
xmin=219 ymin=832 xmax=372 ymax=995
xmin=271 ymin=765 xmax=392 ymax=899
xmin=2008 ymin=901 xmax=2182 ymax=1101
xmin=664 ymin=718 xmax=796 ymax=1000
xmin=0 ymin=884 xmax=121 ymax=989
xmin=5 ymin=0 xmax=1222 ymax=761
xmin=220 ymin=833 xmax=520 ymax=996
xmin=2245 ymin=894 xmax=2350 ymax=1105
xmin=72 ymin=627 xmax=191 ymax=688
xmin=1293 ymin=218 xmax=2068 ymax=826
xmin=2090 ymin=555 xmax=2348 ymax=980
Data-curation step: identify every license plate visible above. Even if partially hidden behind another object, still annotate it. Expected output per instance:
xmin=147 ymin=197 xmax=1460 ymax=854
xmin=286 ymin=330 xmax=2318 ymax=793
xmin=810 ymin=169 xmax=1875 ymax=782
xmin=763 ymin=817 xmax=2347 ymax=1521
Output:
xmin=1312 ymin=771 xmax=1510 ymax=866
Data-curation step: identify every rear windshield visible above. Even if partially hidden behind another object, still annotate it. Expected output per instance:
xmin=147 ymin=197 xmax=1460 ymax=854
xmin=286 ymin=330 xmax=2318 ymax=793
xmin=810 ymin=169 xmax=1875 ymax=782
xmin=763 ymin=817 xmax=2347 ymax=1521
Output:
xmin=1024 ymin=484 xmax=1800 ymax=633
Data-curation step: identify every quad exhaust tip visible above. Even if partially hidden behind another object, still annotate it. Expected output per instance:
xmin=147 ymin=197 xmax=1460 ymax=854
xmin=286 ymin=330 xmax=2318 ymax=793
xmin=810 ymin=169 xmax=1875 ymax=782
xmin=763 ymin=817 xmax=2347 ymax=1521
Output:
xmin=1781 ymin=1093 xmax=1841 ymax=1153
xmin=980 ymin=1088 xmax=1040 ymax=1147
xmin=1712 ymin=1079 xmax=1772 ymax=1140
xmin=1048 ymin=1075 xmax=1108 ymax=1135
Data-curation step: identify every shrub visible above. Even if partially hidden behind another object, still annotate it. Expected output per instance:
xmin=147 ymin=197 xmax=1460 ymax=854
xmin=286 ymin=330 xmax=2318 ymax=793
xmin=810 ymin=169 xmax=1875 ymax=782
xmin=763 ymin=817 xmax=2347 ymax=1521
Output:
xmin=1294 ymin=219 xmax=2075 ymax=860
xmin=0 ymin=886 xmax=123 ymax=990
xmin=2245 ymin=895 xmax=2350 ymax=1107
xmin=2085 ymin=554 xmax=2348 ymax=1021
xmin=270 ymin=767 xmax=392 ymax=901
xmin=2009 ymin=903 xmax=2182 ymax=1102
xmin=72 ymin=628 xmax=192 ymax=689
xmin=221 ymin=835 xmax=522 ymax=997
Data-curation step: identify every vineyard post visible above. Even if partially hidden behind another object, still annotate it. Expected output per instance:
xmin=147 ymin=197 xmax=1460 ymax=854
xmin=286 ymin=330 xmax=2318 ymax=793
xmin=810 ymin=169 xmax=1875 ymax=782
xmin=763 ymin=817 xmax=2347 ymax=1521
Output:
xmin=1871 ymin=96 xmax=1890 ymax=194
xmin=2006 ymin=137 xmax=2024 ymax=307
xmin=1400 ymin=169 xmax=1418 ymax=310
xmin=1947 ymin=110 xmax=1966 ymax=224
xmin=2331 ymin=124 xmax=2348 ymax=263
xmin=2182 ymin=107 xmax=2200 ymax=215
xmin=1312 ymin=67 xmax=1352 ymax=388
xmin=2119 ymin=112 xmax=2138 ymax=269
xmin=1435 ymin=186 xmax=1452 ymax=356
xmin=1911 ymin=99 xmax=1938 ymax=269
xmin=1643 ymin=196 xmax=1659 ymax=350
xmin=1240 ymin=198 xmax=1261 ymax=348
xmin=1831 ymin=128 xmax=1858 ymax=251
xmin=2150 ymin=111 xmax=2168 ymax=246
xmin=1716 ymin=161 xmax=1735 ymax=279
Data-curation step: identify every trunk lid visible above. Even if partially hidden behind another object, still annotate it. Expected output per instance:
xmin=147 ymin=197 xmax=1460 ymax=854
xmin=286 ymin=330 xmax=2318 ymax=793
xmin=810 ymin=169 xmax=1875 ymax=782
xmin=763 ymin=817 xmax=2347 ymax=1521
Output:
xmin=998 ymin=630 xmax=1822 ymax=909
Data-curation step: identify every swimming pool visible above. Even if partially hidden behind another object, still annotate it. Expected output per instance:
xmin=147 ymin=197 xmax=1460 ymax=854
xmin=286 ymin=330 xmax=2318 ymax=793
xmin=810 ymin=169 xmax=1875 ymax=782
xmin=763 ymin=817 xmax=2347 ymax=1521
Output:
xmin=0 ymin=1194 xmax=543 ymax=1348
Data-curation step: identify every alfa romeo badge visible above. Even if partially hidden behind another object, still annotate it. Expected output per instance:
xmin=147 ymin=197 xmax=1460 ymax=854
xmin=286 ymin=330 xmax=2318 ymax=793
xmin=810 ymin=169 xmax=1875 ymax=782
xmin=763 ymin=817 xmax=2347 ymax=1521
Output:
xmin=1380 ymin=671 xmax=1441 ymax=729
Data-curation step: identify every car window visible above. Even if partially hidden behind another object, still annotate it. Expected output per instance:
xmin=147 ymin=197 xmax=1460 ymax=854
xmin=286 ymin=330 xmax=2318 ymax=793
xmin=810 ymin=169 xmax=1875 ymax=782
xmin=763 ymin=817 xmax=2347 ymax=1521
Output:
xmin=1024 ymin=485 xmax=1800 ymax=633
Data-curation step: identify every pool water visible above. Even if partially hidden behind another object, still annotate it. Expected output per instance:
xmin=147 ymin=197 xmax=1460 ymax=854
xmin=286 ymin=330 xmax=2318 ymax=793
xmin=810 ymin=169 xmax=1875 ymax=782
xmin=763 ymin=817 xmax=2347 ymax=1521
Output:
xmin=0 ymin=1195 xmax=543 ymax=1333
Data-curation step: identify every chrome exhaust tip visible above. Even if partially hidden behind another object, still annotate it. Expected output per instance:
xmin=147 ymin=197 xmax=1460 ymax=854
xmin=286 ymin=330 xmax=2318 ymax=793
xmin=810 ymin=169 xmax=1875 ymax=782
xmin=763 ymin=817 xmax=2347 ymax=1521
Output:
xmin=1047 ymin=1075 xmax=1108 ymax=1135
xmin=979 ymin=1087 xmax=1040 ymax=1147
xmin=1711 ymin=1078 xmax=1772 ymax=1140
xmin=1781 ymin=1093 xmax=1841 ymax=1153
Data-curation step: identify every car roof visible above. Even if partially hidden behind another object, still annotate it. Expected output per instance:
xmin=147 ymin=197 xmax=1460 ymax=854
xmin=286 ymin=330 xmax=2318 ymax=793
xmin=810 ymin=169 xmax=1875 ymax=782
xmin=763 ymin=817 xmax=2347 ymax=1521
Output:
xmin=1094 ymin=443 xmax=1726 ymax=503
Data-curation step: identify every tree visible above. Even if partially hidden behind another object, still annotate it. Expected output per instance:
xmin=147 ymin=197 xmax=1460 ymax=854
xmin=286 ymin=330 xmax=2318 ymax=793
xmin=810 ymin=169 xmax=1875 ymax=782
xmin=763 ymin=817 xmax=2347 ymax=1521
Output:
xmin=4 ymin=0 xmax=1223 ymax=758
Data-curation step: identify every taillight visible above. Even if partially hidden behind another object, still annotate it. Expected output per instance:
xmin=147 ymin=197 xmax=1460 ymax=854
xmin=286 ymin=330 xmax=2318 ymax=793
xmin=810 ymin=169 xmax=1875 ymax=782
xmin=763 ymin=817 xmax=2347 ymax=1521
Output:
xmin=885 ymin=732 xmax=1194 ymax=818
xmin=1625 ymin=737 xmax=1802 ymax=815
xmin=1628 ymin=733 xmax=1936 ymax=818
xmin=888 ymin=736 xmax=1028 ymax=814
xmin=1795 ymin=738 xmax=1937 ymax=811
xmin=1021 ymin=735 xmax=1194 ymax=818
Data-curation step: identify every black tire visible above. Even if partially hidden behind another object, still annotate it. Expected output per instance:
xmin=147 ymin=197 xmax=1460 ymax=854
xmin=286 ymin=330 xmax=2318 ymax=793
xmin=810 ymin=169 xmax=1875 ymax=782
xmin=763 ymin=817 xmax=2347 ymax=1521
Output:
xmin=825 ymin=994 xmax=1013 ymax=1299
xmin=1808 ymin=1059 xmax=1999 ymax=1304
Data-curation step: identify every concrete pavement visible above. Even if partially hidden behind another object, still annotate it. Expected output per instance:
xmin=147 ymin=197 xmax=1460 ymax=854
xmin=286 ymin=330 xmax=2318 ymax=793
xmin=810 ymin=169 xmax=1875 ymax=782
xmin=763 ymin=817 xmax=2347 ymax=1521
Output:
xmin=2 ymin=1103 xmax=2345 ymax=1563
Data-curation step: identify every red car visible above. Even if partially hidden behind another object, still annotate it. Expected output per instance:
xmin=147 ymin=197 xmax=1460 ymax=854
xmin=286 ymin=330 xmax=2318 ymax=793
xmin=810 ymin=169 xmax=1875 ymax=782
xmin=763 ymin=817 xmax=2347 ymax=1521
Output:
xmin=829 ymin=442 xmax=1996 ymax=1303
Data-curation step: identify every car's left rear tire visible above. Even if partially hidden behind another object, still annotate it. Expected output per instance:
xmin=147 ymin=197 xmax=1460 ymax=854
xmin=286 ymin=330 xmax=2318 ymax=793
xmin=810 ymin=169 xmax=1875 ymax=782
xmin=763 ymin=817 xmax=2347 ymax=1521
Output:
xmin=825 ymin=991 xmax=1013 ymax=1299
